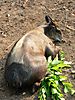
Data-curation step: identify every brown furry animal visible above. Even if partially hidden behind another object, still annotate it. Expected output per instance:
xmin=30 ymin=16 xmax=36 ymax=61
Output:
xmin=4 ymin=16 xmax=62 ymax=90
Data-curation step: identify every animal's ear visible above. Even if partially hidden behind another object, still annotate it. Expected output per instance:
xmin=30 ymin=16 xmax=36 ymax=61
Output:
xmin=45 ymin=15 xmax=52 ymax=24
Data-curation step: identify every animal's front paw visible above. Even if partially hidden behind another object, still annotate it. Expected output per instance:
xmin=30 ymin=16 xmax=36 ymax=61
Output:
xmin=32 ymin=82 xmax=41 ymax=94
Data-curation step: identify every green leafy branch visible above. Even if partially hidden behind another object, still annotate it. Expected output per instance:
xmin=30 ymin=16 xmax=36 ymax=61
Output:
xmin=38 ymin=51 xmax=75 ymax=100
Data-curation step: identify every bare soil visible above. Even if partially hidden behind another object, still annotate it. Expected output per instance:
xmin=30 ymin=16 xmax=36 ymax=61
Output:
xmin=0 ymin=0 xmax=75 ymax=100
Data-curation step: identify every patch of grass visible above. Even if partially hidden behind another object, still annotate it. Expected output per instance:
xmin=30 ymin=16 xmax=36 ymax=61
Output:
xmin=38 ymin=51 xmax=75 ymax=100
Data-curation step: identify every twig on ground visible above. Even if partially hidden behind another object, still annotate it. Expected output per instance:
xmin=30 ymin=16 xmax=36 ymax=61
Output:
xmin=6 ymin=41 xmax=16 ymax=50
xmin=66 ymin=25 xmax=75 ymax=31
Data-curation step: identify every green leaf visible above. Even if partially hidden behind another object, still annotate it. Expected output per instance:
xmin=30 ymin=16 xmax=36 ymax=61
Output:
xmin=42 ymin=88 xmax=46 ymax=93
xmin=52 ymin=83 xmax=58 ymax=88
xmin=52 ymin=88 xmax=58 ymax=94
xmin=64 ymin=86 xmax=69 ymax=93
xmin=60 ymin=50 xmax=65 ymax=60
xmin=63 ymin=82 xmax=73 ymax=88
xmin=51 ymin=74 xmax=58 ymax=80
xmin=51 ymin=66 xmax=60 ymax=71
xmin=56 ymin=63 xmax=71 ymax=68
xmin=55 ymin=72 xmax=62 ymax=75
xmin=48 ymin=81 xmax=51 ymax=87
xmin=59 ymin=76 xmax=67 ymax=81
xmin=51 ymin=63 xmax=71 ymax=71
xmin=71 ymin=89 xmax=75 ymax=95
xmin=63 ymin=82 xmax=75 ymax=94
xmin=55 ymin=80 xmax=59 ymax=85
xmin=58 ymin=93 xmax=64 ymax=97
xmin=42 ymin=88 xmax=46 ymax=100
xmin=52 ymin=59 xmax=61 ymax=65
xmin=60 ymin=98 xmax=65 ymax=100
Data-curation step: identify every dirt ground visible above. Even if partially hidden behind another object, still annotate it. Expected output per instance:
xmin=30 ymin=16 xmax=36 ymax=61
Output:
xmin=0 ymin=0 xmax=75 ymax=100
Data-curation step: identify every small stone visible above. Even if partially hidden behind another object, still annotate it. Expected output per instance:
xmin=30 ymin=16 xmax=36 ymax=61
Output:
xmin=22 ymin=92 xmax=26 ymax=95
xmin=6 ymin=14 xmax=10 ymax=17
xmin=71 ymin=70 xmax=75 ymax=74
xmin=12 ymin=2 xmax=15 ymax=6
xmin=1 ymin=32 xmax=6 ymax=37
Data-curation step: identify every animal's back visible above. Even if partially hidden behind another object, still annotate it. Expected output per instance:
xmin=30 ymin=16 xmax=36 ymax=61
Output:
xmin=6 ymin=28 xmax=48 ymax=66
xmin=5 ymin=29 xmax=48 ymax=88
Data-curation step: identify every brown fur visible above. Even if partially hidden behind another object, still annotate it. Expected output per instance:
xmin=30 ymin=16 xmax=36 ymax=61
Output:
xmin=4 ymin=16 xmax=62 ymax=89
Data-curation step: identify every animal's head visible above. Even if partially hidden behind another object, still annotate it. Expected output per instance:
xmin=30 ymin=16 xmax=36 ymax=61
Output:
xmin=44 ymin=15 xmax=62 ymax=43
